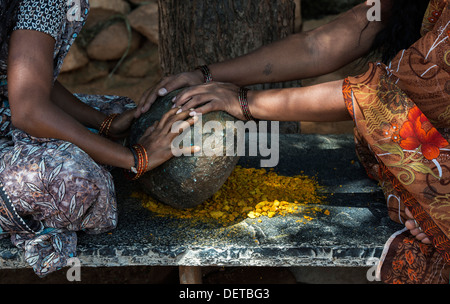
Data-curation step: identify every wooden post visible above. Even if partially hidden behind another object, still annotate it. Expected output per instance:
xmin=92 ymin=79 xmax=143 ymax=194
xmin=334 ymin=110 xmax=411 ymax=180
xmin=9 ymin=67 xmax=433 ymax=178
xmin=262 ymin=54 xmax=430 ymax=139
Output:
xmin=179 ymin=266 xmax=203 ymax=284
xmin=158 ymin=0 xmax=301 ymax=133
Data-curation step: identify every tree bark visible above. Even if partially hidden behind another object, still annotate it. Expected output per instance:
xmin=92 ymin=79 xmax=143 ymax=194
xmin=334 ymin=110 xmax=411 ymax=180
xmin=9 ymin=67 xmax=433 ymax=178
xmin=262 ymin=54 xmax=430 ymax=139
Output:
xmin=158 ymin=0 xmax=301 ymax=133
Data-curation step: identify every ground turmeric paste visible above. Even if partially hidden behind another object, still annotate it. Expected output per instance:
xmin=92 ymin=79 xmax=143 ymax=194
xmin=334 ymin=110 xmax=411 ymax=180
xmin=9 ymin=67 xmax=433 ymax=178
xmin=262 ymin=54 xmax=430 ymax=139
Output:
xmin=133 ymin=166 xmax=328 ymax=224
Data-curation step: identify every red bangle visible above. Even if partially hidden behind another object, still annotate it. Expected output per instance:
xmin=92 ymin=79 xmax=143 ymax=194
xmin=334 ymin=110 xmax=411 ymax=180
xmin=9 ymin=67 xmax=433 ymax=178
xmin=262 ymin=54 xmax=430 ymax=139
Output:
xmin=124 ymin=144 xmax=149 ymax=180
xmin=99 ymin=113 xmax=119 ymax=138
xmin=238 ymin=87 xmax=254 ymax=121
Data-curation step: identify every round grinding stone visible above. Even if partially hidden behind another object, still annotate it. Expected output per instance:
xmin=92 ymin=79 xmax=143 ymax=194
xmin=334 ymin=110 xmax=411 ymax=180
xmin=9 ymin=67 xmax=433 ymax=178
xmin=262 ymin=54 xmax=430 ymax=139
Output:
xmin=128 ymin=89 xmax=240 ymax=209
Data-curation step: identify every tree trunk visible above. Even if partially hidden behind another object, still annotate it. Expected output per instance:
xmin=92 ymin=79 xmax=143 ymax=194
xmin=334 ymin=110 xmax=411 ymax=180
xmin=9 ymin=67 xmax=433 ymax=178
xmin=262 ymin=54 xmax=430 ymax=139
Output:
xmin=158 ymin=0 xmax=301 ymax=133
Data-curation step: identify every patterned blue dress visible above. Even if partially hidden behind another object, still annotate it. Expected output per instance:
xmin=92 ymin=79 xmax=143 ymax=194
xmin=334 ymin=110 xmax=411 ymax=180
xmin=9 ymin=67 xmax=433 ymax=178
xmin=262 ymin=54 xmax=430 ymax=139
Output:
xmin=0 ymin=0 xmax=136 ymax=276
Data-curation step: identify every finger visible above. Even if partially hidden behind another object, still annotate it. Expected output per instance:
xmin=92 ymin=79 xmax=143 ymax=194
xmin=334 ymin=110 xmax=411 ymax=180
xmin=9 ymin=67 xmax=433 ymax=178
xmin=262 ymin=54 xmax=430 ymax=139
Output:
xmin=173 ymin=85 xmax=207 ymax=108
xmin=137 ymin=87 xmax=152 ymax=107
xmin=140 ymin=120 xmax=159 ymax=138
xmin=170 ymin=115 xmax=199 ymax=134
xmin=136 ymin=79 xmax=173 ymax=117
xmin=161 ymin=75 xmax=188 ymax=96
xmin=162 ymin=110 xmax=194 ymax=135
xmin=405 ymin=207 xmax=414 ymax=219
xmin=409 ymin=227 xmax=422 ymax=237
xmin=144 ymin=74 xmax=195 ymax=115
xmin=185 ymin=145 xmax=202 ymax=155
xmin=415 ymin=232 xmax=429 ymax=242
xmin=182 ymin=96 xmax=217 ymax=114
xmin=421 ymin=237 xmax=432 ymax=245
xmin=171 ymin=120 xmax=191 ymax=134
xmin=158 ymin=107 xmax=182 ymax=129
xmin=136 ymin=88 xmax=154 ymax=117
xmin=405 ymin=219 xmax=417 ymax=231
xmin=190 ymin=101 xmax=220 ymax=117
xmin=173 ymin=145 xmax=202 ymax=157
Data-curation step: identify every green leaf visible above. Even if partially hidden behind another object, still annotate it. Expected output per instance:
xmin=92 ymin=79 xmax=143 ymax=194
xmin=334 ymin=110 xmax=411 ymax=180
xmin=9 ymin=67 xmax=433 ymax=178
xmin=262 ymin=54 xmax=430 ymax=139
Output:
xmin=374 ymin=143 xmax=405 ymax=159
xmin=407 ymin=162 xmax=440 ymax=179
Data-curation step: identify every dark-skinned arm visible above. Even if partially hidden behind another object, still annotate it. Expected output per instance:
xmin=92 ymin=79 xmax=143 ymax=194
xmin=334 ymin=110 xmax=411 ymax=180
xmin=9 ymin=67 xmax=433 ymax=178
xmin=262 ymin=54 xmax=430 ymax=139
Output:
xmin=137 ymin=1 xmax=392 ymax=116
xmin=50 ymin=80 xmax=107 ymax=131
xmin=7 ymin=29 xmax=197 ymax=171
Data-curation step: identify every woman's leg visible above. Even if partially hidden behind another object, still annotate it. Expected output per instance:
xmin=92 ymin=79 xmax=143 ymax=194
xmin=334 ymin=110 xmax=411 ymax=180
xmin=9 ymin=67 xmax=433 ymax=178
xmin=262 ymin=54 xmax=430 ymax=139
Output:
xmin=1 ymin=129 xmax=118 ymax=276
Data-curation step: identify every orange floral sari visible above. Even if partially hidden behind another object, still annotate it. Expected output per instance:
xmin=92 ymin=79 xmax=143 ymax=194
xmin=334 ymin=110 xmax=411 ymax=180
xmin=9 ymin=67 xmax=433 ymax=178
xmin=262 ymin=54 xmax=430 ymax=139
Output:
xmin=343 ymin=0 xmax=450 ymax=284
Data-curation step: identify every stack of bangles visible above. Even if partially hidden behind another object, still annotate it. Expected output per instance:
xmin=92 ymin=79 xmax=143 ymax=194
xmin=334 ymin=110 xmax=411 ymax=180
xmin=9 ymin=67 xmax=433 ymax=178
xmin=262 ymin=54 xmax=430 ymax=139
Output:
xmin=125 ymin=144 xmax=148 ymax=181
xmin=98 ymin=114 xmax=149 ymax=180
xmin=238 ymin=87 xmax=255 ymax=121
xmin=196 ymin=65 xmax=254 ymax=121
xmin=196 ymin=65 xmax=213 ymax=83
xmin=98 ymin=113 xmax=119 ymax=138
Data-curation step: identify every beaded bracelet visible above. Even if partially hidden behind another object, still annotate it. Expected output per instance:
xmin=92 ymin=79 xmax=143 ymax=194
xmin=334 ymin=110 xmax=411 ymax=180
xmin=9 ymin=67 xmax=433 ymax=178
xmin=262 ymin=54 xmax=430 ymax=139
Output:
xmin=125 ymin=144 xmax=149 ymax=180
xmin=99 ymin=113 xmax=119 ymax=138
xmin=238 ymin=87 xmax=255 ymax=121
xmin=196 ymin=65 xmax=213 ymax=83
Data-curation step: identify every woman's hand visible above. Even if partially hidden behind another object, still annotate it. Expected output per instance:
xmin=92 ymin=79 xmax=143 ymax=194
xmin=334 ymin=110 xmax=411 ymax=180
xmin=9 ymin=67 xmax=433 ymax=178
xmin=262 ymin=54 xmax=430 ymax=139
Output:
xmin=172 ymin=82 xmax=246 ymax=120
xmin=135 ymin=70 xmax=204 ymax=118
xmin=108 ymin=108 xmax=137 ymax=140
xmin=138 ymin=107 xmax=200 ymax=171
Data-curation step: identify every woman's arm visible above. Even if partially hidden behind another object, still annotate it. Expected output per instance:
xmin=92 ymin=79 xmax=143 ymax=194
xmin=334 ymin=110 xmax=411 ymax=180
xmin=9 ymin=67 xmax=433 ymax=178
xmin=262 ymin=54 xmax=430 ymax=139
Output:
xmin=7 ymin=29 xmax=197 ymax=171
xmin=248 ymin=80 xmax=351 ymax=122
xmin=207 ymin=2 xmax=388 ymax=86
xmin=137 ymin=1 xmax=391 ymax=116
xmin=8 ymin=29 xmax=135 ymax=169
xmin=51 ymin=80 xmax=107 ymax=130
xmin=50 ymin=81 xmax=136 ymax=140
xmin=173 ymin=79 xmax=350 ymax=123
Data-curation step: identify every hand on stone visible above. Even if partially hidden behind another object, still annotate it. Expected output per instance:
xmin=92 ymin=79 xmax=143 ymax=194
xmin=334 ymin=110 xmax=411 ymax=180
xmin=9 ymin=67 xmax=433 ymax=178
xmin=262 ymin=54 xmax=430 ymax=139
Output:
xmin=136 ymin=70 xmax=204 ymax=119
xmin=137 ymin=107 xmax=200 ymax=171
xmin=109 ymin=108 xmax=137 ymax=140
xmin=171 ymin=82 xmax=246 ymax=120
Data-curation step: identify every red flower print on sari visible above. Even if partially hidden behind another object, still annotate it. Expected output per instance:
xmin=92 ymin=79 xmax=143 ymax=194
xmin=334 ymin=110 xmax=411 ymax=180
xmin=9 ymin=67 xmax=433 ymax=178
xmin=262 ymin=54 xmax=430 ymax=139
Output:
xmin=399 ymin=107 xmax=449 ymax=160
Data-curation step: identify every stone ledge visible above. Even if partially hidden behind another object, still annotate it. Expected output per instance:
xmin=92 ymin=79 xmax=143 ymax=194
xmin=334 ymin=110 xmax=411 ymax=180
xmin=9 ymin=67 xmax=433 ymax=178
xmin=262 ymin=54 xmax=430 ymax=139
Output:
xmin=0 ymin=134 xmax=403 ymax=270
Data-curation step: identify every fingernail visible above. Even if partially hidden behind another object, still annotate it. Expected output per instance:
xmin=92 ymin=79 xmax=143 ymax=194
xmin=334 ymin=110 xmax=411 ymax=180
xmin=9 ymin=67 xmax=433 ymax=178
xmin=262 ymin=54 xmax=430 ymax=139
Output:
xmin=172 ymin=96 xmax=177 ymax=102
xmin=189 ymin=111 xmax=197 ymax=116
xmin=194 ymin=146 xmax=201 ymax=152
xmin=171 ymin=104 xmax=176 ymax=109
xmin=176 ymin=108 xmax=182 ymax=114
xmin=159 ymin=88 xmax=168 ymax=96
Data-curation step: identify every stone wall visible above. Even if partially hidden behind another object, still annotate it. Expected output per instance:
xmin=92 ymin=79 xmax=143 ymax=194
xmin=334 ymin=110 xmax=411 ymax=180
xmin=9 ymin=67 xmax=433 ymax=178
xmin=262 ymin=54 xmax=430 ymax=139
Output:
xmin=60 ymin=0 xmax=303 ymax=85
xmin=60 ymin=0 xmax=160 ymax=83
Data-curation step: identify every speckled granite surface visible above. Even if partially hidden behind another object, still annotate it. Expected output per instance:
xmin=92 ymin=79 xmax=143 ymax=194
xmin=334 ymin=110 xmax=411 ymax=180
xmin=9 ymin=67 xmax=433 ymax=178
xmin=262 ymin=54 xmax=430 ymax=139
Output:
xmin=0 ymin=134 xmax=402 ymax=269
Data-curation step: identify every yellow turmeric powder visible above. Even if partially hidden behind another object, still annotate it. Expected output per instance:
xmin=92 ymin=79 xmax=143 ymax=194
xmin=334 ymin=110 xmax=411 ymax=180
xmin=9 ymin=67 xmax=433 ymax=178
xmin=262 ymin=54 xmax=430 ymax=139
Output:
xmin=133 ymin=166 xmax=328 ymax=224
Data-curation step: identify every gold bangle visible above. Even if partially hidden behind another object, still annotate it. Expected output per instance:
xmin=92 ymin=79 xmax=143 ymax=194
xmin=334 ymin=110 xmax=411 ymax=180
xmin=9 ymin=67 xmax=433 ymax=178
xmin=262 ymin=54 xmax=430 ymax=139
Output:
xmin=99 ymin=114 xmax=119 ymax=138
xmin=124 ymin=144 xmax=149 ymax=181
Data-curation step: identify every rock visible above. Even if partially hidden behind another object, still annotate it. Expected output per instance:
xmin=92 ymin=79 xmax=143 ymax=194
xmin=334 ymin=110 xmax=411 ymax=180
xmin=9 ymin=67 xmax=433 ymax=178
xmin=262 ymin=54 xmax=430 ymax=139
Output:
xmin=127 ymin=3 xmax=159 ymax=45
xmin=57 ymin=61 xmax=109 ymax=84
xmin=128 ymin=89 xmax=240 ymax=209
xmin=89 ymin=0 xmax=130 ymax=14
xmin=86 ymin=22 xmax=141 ymax=61
xmin=86 ymin=0 xmax=131 ymax=28
xmin=60 ymin=43 xmax=89 ymax=73
xmin=116 ymin=41 xmax=159 ymax=78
